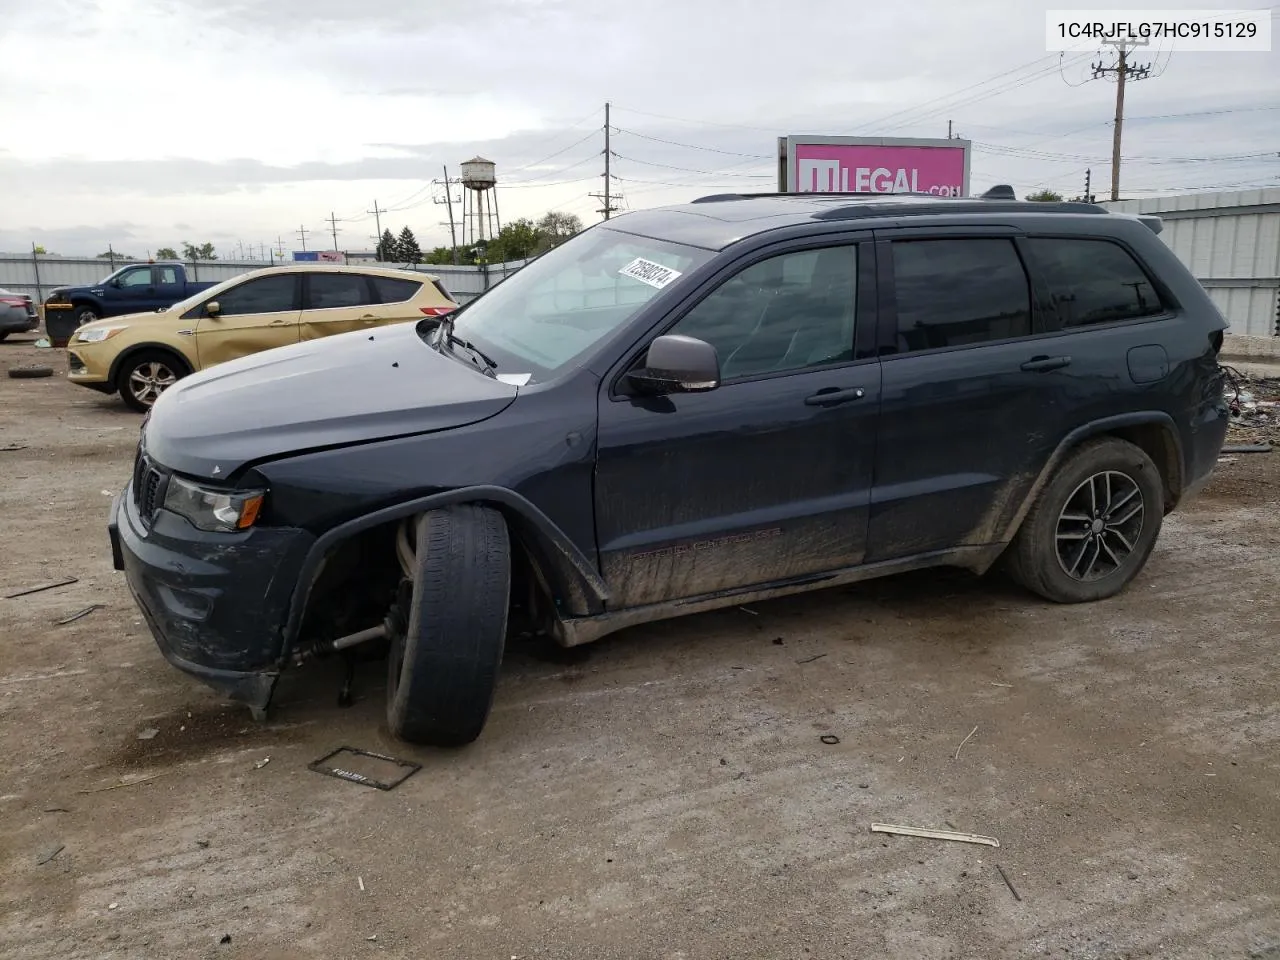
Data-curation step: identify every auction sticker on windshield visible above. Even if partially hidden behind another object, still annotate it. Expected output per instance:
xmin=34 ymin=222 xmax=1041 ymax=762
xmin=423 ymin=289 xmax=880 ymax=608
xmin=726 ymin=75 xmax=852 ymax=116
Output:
xmin=619 ymin=258 xmax=682 ymax=289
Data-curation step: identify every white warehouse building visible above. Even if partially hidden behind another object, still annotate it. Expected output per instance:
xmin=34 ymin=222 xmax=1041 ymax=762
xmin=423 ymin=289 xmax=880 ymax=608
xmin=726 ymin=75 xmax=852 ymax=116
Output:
xmin=1102 ymin=188 xmax=1280 ymax=338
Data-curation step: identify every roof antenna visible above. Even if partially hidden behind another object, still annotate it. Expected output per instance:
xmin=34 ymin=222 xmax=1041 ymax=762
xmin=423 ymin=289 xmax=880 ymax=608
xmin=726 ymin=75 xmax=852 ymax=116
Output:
xmin=981 ymin=185 xmax=1017 ymax=200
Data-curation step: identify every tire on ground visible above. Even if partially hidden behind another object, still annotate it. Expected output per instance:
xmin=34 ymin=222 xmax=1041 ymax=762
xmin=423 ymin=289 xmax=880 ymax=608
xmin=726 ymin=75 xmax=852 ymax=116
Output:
xmin=387 ymin=505 xmax=511 ymax=746
xmin=8 ymin=364 xmax=54 ymax=379
xmin=115 ymin=349 xmax=189 ymax=413
xmin=1005 ymin=437 xmax=1164 ymax=604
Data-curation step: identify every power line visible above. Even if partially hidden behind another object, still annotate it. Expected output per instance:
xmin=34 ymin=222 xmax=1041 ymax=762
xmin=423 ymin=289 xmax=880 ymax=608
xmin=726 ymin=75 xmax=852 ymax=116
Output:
xmin=611 ymin=126 xmax=770 ymax=159
xmin=613 ymin=153 xmax=772 ymax=178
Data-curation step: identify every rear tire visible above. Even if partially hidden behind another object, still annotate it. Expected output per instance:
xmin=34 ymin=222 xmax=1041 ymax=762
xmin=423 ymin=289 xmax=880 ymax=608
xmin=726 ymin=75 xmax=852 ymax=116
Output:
xmin=116 ymin=349 xmax=189 ymax=412
xmin=386 ymin=505 xmax=510 ymax=746
xmin=74 ymin=306 xmax=98 ymax=326
xmin=1006 ymin=438 xmax=1164 ymax=603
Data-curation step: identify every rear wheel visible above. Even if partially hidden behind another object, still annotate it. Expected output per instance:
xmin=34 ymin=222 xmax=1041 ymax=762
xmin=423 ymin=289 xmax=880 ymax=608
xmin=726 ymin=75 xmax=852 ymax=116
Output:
xmin=1006 ymin=438 xmax=1164 ymax=603
xmin=386 ymin=506 xmax=510 ymax=746
xmin=116 ymin=350 xmax=189 ymax=412
xmin=74 ymin=305 xmax=98 ymax=326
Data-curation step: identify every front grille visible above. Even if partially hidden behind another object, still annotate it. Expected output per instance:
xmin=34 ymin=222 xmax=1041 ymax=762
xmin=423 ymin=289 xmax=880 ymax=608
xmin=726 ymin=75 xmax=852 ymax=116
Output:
xmin=131 ymin=450 xmax=168 ymax=525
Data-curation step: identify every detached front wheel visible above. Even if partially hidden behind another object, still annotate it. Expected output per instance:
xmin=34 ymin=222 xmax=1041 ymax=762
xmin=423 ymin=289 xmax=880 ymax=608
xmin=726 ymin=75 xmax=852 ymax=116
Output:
xmin=387 ymin=505 xmax=510 ymax=746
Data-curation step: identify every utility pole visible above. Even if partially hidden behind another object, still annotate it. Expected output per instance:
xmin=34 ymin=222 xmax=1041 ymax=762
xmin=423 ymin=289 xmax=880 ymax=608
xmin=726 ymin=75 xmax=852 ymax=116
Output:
xmin=439 ymin=165 xmax=460 ymax=264
xmin=947 ymin=119 xmax=952 ymax=139
xmin=325 ymin=212 xmax=341 ymax=251
xmin=1084 ymin=168 xmax=1093 ymax=203
xmin=276 ymin=236 xmax=286 ymax=262
xmin=296 ymin=225 xmax=309 ymax=253
xmin=589 ymin=101 xmax=619 ymax=220
xmin=367 ymin=200 xmax=387 ymax=240
xmin=236 ymin=240 xmax=244 ymax=260
xmin=1092 ymin=39 xmax=1152 ymax=201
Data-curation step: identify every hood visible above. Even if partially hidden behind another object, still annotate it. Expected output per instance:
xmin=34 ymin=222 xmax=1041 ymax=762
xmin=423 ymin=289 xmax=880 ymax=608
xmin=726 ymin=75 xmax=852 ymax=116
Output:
xmin=143 ymin=322 xmax=518 ymax=479
xmin=76 ymin=310 xmax=171 ymax=334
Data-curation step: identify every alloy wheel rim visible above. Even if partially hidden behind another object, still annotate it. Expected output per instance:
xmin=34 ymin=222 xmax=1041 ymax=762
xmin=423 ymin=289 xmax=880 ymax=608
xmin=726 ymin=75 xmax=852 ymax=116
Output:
xmin=1054 ymin=470 xmax=1145 ymax=582
xmin=128 ymin=361 xmax=176 ymax=406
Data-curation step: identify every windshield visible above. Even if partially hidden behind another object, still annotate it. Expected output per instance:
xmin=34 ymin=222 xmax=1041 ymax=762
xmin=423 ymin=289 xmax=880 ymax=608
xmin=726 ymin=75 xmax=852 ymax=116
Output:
xmin=448 ymin=227 xmax=711 ymax=381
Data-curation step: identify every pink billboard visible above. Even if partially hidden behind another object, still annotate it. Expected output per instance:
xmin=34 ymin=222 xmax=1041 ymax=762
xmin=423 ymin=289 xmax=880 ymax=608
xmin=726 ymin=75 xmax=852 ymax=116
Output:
xmin=780 ymin=136 xmax=971 ymax=197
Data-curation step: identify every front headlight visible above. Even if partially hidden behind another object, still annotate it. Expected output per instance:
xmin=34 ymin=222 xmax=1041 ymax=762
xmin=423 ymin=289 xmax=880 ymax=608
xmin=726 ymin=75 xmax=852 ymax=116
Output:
xmin=163 ymin=476 xmax=265 ymax=532
xmin=74 ymin=326 xmax=127 ymax=343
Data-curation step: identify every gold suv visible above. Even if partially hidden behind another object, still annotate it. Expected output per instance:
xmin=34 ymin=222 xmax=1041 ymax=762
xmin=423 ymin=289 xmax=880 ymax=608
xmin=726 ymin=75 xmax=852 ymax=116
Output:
xmin=67 ymin=264 xmax=457 ymax=411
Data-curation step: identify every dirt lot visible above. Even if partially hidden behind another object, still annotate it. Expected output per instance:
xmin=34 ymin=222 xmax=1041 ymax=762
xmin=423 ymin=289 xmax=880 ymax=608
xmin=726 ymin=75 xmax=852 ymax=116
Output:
xmin=2 ymin=335 xmax=1278 ymax=960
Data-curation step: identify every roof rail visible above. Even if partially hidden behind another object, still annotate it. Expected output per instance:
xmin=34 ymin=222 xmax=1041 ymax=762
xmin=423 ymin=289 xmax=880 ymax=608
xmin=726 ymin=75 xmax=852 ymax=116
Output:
xmin=690 ymin=190 xmax=938 ymax=203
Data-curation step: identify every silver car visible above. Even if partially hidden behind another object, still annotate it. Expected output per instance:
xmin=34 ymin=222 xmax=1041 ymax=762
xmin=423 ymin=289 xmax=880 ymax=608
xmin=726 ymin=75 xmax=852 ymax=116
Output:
xmin=0 ymin=287 xmax=39 ymax=341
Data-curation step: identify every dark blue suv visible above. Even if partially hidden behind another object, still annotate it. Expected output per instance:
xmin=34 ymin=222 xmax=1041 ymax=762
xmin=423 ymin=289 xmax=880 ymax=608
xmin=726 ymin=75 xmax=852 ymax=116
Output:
xmin=108 ymin=190 xmax=1230 ymax=746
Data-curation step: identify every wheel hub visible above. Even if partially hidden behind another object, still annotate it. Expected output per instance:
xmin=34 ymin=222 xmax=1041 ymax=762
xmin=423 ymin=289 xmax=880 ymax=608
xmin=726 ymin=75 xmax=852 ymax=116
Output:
xmin=1054 ymin=469 xmax=1146 ymax=583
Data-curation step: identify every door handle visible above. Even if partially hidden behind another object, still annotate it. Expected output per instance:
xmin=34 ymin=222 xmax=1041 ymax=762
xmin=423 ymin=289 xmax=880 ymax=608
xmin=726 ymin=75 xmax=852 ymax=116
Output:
xmin=270 ymin=318 xmax=288 ymax=325
xmin=1021 ymin=355 xmax=1071 ymax=373
xmin=804 ymin=387 xmax=865 ymax=407
xmin=360 ymin=314 xmax=378 ymax=320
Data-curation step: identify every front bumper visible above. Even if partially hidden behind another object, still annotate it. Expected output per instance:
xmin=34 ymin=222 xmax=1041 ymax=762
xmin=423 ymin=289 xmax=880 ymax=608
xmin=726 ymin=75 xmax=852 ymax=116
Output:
xmin=108 ymin=484 xmax=315 ymax=711
xmin=66 ymin=346 xmax=113 ymax=388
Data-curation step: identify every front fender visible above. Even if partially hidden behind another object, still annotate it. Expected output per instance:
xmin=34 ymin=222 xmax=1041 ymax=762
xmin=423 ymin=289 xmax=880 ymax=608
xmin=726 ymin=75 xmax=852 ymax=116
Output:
xmin=278 ymin=485 xmax=611 ymax=663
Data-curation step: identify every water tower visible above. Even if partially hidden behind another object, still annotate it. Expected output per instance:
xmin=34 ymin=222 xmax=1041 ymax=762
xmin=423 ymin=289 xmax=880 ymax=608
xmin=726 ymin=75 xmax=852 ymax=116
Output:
xmin=460 ymin=156 xmax=502 ymax=258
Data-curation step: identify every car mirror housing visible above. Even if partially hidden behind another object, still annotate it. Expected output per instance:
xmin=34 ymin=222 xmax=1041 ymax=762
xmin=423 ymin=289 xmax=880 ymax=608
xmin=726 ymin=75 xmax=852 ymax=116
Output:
xmin=625 ymin=334 xmax=720 ymax=396
xmin=205 ymin=300 xmax=221 ymax=317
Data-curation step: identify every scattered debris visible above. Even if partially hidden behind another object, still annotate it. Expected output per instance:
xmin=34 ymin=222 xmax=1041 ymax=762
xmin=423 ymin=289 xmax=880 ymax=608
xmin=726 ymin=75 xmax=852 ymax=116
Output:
xmin=108 ymin=903 xmax=119 ymax=911
xmin=772 ymin=637 xmax=784 ymax=645
xmin=358 ymin=876 xmax=365 ymax=892
xmin=870 ymin=823 xmax=1000 ymax=847
xmin=4 ymin=576 xmax=78 ymax=599
xmin=196 ymin=839 xmax=210 ymax=849
xmin=55 ymin=604 xmax=102 ymax=625
xmin=795 ymin=653 xmax=828 ymax=664
xmin=367 ymin=935 xmax=378 ymax=942
xmin=819 ymin=735 xmax=841 ymax=745
xmin=33 ymin=337 xmax=51 ymax=348
xmin=995 ymin=863 xmax=1022 ymax=901
xmin=220 ymin=934 xmax=232 ymax=945
xmin=0 ymin=444 xmax=28 ymax=452
xmin=254 ymin=757 xmax=271 ymax=770
xmin=0 ymin=668 xmax=88 ymax=685
xmin=308 ymin=747 xmax=421 ymax=791
xmin=36 ymin=843 xmax=65 ymax=865
xmin=42 ymin=807 xmax=70 ymax=813
xmin=77 ymin=772 xmax=167 ymax=794
xmin=990 ymin=682 xmax=1013 ymax=688
xmin=1221 ymin=443 xmax=1272 ymax=454
xmin=136 ymin=728 xmax=159 ymax=741
xmin=738 ymin=606 xmax=759 ymax=616
xmin=1127 ymin=871 xmax=1139 ymax=880
xmin=954 ymin=724 xmax=979 ymax=760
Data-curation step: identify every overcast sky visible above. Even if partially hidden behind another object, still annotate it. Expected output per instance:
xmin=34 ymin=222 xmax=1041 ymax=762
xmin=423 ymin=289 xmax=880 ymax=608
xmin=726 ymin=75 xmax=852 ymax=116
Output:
xmin=0 ymin=0 xmax=1276 ymax=257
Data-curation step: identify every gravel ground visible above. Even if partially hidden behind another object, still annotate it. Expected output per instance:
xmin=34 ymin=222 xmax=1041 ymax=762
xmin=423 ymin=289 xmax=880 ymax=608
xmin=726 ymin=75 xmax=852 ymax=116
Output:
xmin=2 ymin=335 xmax=1278 ymax=960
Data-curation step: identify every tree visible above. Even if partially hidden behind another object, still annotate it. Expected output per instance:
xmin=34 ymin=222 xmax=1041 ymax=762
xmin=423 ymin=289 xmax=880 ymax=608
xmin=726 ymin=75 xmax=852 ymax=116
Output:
xmin=32 ymin=245 xmax=47 ymax=255
xmin=396 ymin=226 xmax=423 ymax=265
xmin=487 ymin=218 xmax=541 ymax=262
xmin=96 ymin=251 xmax=136 ymax=260
xmin=375 ymin=229 xmax=399 ymax=262
xmin=155 ymin=247 xmax=178 ymax=260
xmin=1026 ymin=189 xmax=1063 ymax=202
xmin=181 ymin=242 xmax=218 ymax=260
xmin=534 ymin=211 xmax=582 ymax=253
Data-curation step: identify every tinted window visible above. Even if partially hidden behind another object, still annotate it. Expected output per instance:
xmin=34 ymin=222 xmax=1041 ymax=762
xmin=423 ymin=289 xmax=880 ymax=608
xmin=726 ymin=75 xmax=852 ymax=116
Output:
xmin=214 ymin=275 xmax=298 ymax=316
xmin=118 ymin=268 xmax=152 ymax=288
xmin=1027 ymin=237 xmax=1163 ymax=327
xmin=370 ymin=275 xmax=422 ymax=304
xmin=309 ymin=273 xmax=372 ymax=309
xmin=158 ymin=266 xmax=179 ymax=285
xmin=673 ymin=245 xmax=857 ymax=380
xmin=891 ymin=239 xmax=1031 ymax=352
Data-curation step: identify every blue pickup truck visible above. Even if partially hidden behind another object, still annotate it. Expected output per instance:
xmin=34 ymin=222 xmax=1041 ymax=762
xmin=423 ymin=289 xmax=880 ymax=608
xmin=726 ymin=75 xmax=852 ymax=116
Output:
xmin=44 ymin=262 xmax=218 ymax=328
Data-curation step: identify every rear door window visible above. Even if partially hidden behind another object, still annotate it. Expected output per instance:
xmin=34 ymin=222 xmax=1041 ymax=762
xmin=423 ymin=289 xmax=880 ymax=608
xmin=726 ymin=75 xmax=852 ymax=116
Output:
xmin=890 ymin=239 xmax=1032 ymax=353
xmin=1026 ymin=237 xmax=1164 ymax=327
xmin=308 ymin=273 xmax=373 ymax=309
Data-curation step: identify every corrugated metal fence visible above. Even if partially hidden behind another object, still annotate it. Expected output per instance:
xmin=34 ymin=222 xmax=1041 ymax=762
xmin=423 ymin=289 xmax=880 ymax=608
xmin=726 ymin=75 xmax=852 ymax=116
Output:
xmin=0 ymin=254 xmax=530 ymax=306
xmin=1102 ymin=188 xmax=1280 ymax=337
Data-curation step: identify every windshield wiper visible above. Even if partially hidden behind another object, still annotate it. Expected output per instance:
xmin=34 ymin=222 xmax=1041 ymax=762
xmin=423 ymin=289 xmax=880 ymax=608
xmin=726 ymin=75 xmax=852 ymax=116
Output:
xmin=433 ymin=316 xmax=498 ymax=376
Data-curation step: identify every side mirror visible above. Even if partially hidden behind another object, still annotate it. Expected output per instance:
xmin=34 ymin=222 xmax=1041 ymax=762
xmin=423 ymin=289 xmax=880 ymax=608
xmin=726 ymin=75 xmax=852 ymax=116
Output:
xmin=625 ymin=334 xmax=720 ymax=396
xmin=205 ymin=300 xmax=221 ymax=317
